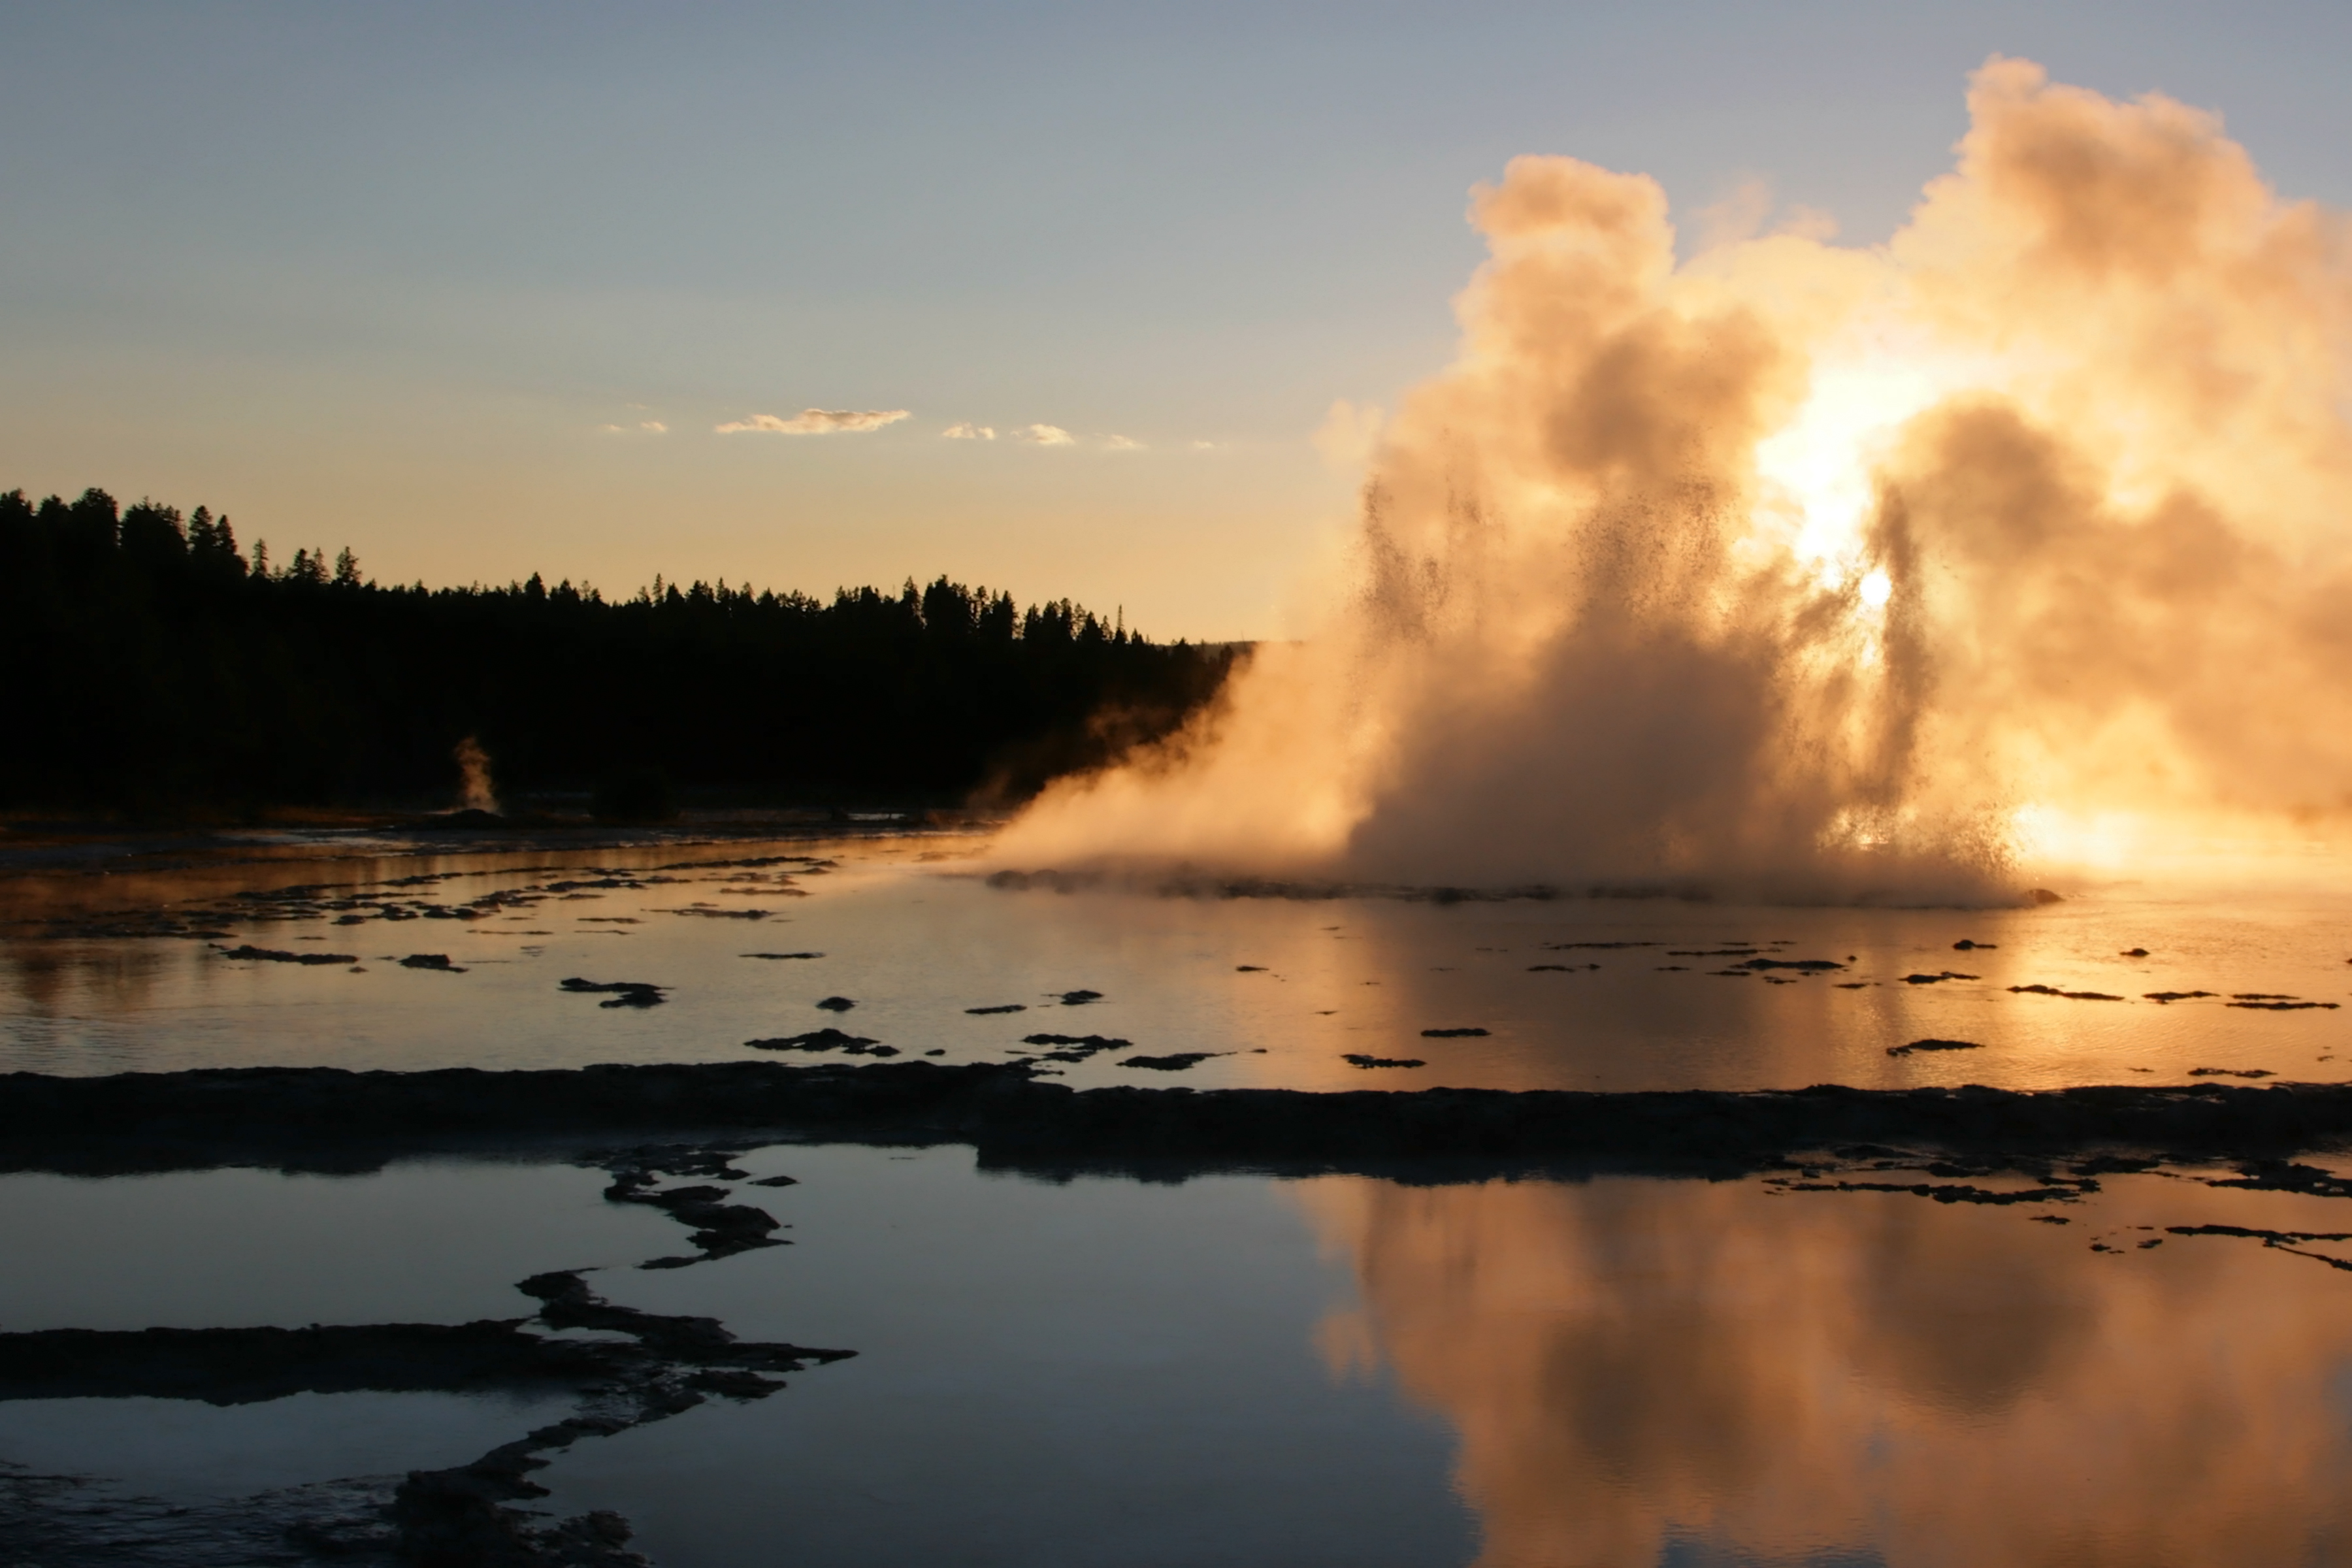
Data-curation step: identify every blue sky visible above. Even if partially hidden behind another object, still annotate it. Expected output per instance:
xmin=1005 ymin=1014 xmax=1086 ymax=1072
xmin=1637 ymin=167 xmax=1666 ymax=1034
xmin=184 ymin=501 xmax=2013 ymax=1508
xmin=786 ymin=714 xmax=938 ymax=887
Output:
xmin=3 ymin=1 xmax=2345 ymax=636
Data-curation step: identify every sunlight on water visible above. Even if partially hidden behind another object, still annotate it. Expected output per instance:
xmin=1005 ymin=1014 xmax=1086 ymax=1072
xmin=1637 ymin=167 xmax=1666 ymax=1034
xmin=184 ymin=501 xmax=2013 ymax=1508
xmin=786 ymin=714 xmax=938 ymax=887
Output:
xmin=4 ymin=834 xmax=2346 ymax=1089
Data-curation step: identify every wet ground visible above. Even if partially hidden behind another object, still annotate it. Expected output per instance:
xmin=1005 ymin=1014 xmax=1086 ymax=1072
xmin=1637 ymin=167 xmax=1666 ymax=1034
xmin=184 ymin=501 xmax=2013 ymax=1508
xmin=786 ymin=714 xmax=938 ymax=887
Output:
xmin=3 ymin=831 xmax=2347 ymax=1088
xmin=5 ymin=830 xmax=2352 ymax=1564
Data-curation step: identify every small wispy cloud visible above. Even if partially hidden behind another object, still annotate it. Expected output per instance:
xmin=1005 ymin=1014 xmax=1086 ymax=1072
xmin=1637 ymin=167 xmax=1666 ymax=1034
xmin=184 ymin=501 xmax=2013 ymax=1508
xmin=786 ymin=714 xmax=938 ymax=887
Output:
xmin=640 ymin=420 xmax=668 ymax=434
xmin=943 ymin=422 xmax=997 ymax=440
xmin=1103 ymin=434 xmax=1145 ymax=451
xmin=1015 ymin=423 xmax=1075 ymax=446
xmin=1192 ymin=440 xmax=1217 ymax=451
xmin=717 ymin=408 xmax=911 ymax=435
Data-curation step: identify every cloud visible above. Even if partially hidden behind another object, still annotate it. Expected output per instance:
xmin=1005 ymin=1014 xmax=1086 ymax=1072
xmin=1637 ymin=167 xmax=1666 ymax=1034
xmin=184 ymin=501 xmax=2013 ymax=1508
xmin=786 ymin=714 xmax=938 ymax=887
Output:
xmin=1311 ymin=399 xmax=1384 ymax=470
xmin=1015 ymin=423 xmax=1075 ymax=446
xmin=943 ymin=422 xmax=997 ymax=440
xmin=716 ymin=408 xmax=911 ymax=435
xmin=1104 ymin=434 xmax=1145 ymax=451
xmin=640 ymin=420 xmax=668 ymax=434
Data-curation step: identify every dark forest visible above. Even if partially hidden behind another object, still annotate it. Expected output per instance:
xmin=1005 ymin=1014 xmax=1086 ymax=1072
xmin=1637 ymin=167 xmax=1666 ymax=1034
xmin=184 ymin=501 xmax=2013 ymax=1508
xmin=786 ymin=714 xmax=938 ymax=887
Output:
xmin=2 ymin=487 xmax=1238 ymax=817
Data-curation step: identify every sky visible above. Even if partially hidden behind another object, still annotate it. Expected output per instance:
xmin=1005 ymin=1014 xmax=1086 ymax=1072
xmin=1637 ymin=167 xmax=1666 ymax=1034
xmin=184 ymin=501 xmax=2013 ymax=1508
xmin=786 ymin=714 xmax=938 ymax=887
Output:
xmin=4 ymin=1 xmax=2347 ymax=640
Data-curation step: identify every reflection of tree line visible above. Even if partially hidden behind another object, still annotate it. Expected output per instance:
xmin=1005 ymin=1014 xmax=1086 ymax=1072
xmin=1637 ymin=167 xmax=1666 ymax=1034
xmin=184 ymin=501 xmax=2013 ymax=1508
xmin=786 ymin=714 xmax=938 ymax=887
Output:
xmin=1299 ymin=1175 xmax=2352 ymax=1567
xmin=2 ymin=487 xmax=1236 ymax=813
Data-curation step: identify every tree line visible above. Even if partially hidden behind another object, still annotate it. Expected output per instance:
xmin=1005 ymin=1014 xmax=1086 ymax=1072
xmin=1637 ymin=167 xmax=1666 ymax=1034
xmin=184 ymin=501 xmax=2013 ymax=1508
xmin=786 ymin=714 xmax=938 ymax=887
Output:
xmin=1 ymin=487 xmax=1238 ymax=815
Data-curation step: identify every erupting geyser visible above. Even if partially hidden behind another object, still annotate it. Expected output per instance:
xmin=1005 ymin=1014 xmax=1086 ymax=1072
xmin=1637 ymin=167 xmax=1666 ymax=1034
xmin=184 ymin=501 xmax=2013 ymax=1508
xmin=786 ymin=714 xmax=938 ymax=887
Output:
xmin=1000 ymin=59 xmax=2352 ymax=902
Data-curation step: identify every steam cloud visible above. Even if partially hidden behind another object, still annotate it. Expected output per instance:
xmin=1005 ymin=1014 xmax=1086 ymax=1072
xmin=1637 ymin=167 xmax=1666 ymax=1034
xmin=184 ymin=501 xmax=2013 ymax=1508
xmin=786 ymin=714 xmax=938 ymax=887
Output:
xmin=999 ymin=59 xmax=2352 ymax=901
xmin=455 ymin=736 xmax=498 ymax=814
xmin=716 ymin=408 xmax=910 ymax=434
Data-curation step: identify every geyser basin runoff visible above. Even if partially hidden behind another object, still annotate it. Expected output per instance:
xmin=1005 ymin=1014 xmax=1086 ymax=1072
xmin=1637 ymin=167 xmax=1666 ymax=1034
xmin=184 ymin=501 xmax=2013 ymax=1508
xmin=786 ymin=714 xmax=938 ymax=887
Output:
xmin=14 ymin=1142 xmax=2352 ymax=1566
xmin=4 ymin=835 xmax=2348 ymax=1092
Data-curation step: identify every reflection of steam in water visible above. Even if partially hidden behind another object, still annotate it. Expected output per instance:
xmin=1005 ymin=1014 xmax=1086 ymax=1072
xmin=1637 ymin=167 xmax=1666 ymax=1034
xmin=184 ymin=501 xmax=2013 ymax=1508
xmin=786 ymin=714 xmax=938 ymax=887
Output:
xmin=1298 ymin=1174 xmax=2352 ymax=1566
xmin=1005 ymin=60 xmax=2352 ymax=901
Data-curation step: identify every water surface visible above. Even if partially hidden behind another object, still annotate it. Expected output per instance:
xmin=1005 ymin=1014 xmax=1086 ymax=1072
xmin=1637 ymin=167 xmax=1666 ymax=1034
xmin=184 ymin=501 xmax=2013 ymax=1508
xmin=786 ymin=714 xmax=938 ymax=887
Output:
xmin=4 ymin=833 xmax=2345 ymax=1088
xmin=7 ymin=1141 xmax=2352 ymax=1565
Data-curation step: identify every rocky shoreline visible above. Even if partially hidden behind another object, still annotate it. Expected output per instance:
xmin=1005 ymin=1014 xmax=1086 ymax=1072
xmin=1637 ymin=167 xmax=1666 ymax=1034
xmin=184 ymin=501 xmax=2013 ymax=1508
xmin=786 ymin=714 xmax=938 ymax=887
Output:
xmin=9 ymin=1060 xmax=2352 ymax=1178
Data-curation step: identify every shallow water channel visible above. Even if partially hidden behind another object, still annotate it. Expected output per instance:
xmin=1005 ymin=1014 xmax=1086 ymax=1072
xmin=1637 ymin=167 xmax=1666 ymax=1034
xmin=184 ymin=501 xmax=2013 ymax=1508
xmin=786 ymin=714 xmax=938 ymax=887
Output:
xmin=3 ymin=832 xmax=2351 ymax=1564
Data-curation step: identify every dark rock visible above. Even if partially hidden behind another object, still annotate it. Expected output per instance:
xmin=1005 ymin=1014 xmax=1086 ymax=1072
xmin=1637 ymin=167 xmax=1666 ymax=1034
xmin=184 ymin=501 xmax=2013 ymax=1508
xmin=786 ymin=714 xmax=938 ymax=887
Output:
xmin=1887 ymin=1038 xmax=1984 ymax=1057
xmin=1774 ymin=1179 xmax=2076 ymax=1205
xmin=966 ymin=1004 xmax=1027 ymax=1015
xmin=1119 ymin=1053 xmax=1224 ymax=1071
xmin=1901 ymin=972 xmax=1979 ymax=985
xmin=0 ymin=1265 xmax=850 ymax=1565
xmin=400 ymin=953 xmax=465 ymax=972
xmin=2205 ymin=1160 xmax=2352 ymax=1200
xmin=1343 ymin=1054 xmax=1426 ymax=1070
xmin=1953 ymin=939 xmax=1995 ymax=951
xmin=561 ymin=978 xmax=666 ymax=1009
xmin=1059 ymin=989 xmax=1104 ymax=1005
xmin=742 ymin=952 xmax=824 ymax=960
xmin=24 ymin=1064 xmax=2352 ymax=1182
xmin=218 ymin=944 xmax=359 ymax=966
xmin=2009 ymin=984 xmax=2125 ymax=1001
xmin=745 ymin=1029 xmax=895 ymax=1058
xmin=814 ymin=996 xmax=857 ymax=1012
xmin=1420 ymin=1027 xmax=1490 ymax=1037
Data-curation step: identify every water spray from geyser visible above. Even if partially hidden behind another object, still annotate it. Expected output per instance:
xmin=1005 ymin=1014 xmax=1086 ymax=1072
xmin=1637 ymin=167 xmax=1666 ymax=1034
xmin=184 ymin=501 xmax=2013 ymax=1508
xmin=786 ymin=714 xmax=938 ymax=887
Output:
xmin=455 ymin=736 xmax=500 ymax=815
xmin=998 ymin=58 xmax=2352 ymax=905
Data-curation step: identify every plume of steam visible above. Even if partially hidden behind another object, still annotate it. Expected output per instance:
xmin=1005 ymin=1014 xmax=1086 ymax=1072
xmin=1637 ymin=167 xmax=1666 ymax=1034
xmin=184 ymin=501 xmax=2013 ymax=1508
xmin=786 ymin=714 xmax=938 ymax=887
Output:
xmin=998 ymin=59 xmax=2352 ymax=901
xmin=455 ymin=736 xmax=500 ymax=815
